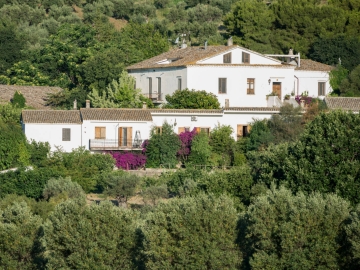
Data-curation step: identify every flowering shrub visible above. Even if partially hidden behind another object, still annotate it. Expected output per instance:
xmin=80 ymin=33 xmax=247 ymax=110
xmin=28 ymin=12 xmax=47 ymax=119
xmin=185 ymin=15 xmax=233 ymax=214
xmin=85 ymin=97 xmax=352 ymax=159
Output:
xmin=177 ymin=128 xmax=197 ymax=162
xmin=110 ymin=151 xmax=146 ymax=170
xmin=141 ymin=139 xmax=149 ymax=154
xmin=295 ymin=95 xmax=313 ymax=106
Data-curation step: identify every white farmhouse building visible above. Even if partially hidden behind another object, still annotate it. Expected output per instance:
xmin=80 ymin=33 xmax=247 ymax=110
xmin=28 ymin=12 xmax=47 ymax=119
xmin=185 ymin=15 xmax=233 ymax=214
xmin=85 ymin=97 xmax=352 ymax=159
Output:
xmin=21 ymin=106 xmax=279 ymax=152
xmin=127 ymin=44 xmax=333 ymax=107
xmin=21 ymin=98 xmax=359 ymax=153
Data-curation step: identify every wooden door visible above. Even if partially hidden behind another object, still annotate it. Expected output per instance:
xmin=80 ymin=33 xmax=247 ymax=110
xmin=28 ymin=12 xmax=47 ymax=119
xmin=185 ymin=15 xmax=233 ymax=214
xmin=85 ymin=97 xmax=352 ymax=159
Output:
xmin=118 ymin=127 xmax=122 ymax=147
xmin=272 ymin=82 xmax=282 ymax=98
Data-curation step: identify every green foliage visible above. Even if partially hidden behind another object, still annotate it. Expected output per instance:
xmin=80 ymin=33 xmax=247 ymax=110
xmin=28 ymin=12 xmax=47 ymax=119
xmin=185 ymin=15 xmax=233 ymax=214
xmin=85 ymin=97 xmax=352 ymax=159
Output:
xmin=41 ymin=199 xmax=137 ymax=269
xmin=165 ymin=88 xmax=220 ymax=109
xmin=246 ymin=119 xmax=273 ymax=152
xmin=310 ymin=35 xmax=360 ymax=72
xmin=0 ymin=103 xmax=21 ymax=123
xmin=89 ymin=70 xmax=153 ymax=108
xmin=12 ymin=90 xmax=26 ymax=108
xmin=0 ymin=121 xmax=30 ymax=170
xmin=104 ymin=172 xmax=140 ymax=203
xmin=338 ymin=204 xmax=360 ymax=269
xmin=224 ymin=0 xmax=275 ymax=52
xmin=145 ymin=122 xmax=181 ymax=168
xmin=330 ymin=64 xmax=349 ymax=95
xmin=339 ymin=64 xmax=360 ymax=96
xmin=0 ymin=19 xmax=25 ymax=75
xmin=42 ymin=176 xmax=85 ymax=201
xmin=187 ymin=131 xmax=212 ymax=165
xmin=48 ymin=147 xmax=115 ymax=193
xmin=142 ymin=184 xmax=168 ymax=205
xmin=268 ymin=104 xmax=303 ymax=144
xmin=0 ymin=202 xmax=42 ymax=269
xmin=26 ymin=140 xmax=50 ymax=167
xmin=209 ymin=124 xmax=235 ymax=165
xmin=141 ymin=194 xmax=241 ymax=269
xmin=239 ymin=186 xmax=350 ymax=270
xmin=0 ymin=167 xmax=62 ymax=199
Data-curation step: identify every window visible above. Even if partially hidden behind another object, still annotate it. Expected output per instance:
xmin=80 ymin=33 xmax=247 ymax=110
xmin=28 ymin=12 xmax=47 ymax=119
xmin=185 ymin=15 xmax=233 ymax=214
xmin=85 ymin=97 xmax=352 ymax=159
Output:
xmin=156 ymin=126 xmax=162 ymax=134
xmin=247 ymin=78 xmax=255 ymax=94
xmin=148 ymin=77 xmax=152 ymax=96
xmin=62 ymin=128 xmax=70 ymax=141
xmin=157 ymin=77 xmax=162 ymax=100
xmin=178 ymin=78 xmax=182 ymax=90
xmin=195 ymin=127 xmax=210 ymax=135
xmin=95 ymin=127 xmax=106 ymax=139
xmin=242 ymin=52 xmax=250 ymax=63
xmin=318 ymin=82 xmax=325 ymax=96
xmin=219 ymin=78 xmax=227 ymax=94
xmin=223 ymin=52 xmax=232 ymax=64
xmin=237 ymin=125 xmax=250 ymax=139
xmin=178 ymin=127 xmax=190 ymax=134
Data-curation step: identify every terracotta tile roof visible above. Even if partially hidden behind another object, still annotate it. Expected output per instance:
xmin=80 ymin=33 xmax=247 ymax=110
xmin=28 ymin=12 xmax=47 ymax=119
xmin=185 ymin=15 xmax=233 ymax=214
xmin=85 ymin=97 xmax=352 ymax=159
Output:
xmin=0 ymin=85 xmax=62 ymax=109
xmin=224 ymin=107 xmax=280 ymax=112
xmin=127 ymin=45 xmax=280 ymax=70
xmin=22 ymin=110 xmax=82 ymax=124
xmin=325 ymin=97 xmax=360 ymax=111
xmin=188 ymin=64 xmax=294 ymax=69
xmin=295 ymin=59 xmax=334 ymax=71
xmin=148 ymin=109 xmax=223 ymax=114
xmin=80 ymin=108 xmax=153 ymax=121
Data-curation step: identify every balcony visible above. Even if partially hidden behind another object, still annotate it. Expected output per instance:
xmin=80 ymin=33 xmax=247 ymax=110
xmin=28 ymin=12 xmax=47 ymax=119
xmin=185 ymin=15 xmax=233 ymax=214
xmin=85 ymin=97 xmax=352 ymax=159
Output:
xmin=142 ymin=92 xmax=164 ymax=103
xmin=89 ymin=139 xmax=143 ymax=151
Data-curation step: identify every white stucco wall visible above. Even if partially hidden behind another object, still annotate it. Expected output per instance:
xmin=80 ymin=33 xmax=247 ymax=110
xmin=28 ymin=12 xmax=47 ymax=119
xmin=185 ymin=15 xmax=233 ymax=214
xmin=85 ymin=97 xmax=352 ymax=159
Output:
xmin=129 ymin=67 xmax=187 ymax=101
xmin=294 ymin=70 xmax=332 ymax=97
xmin=81 ymin=120 xmax=152 ymax=150
xmin=199 ymin=48 xmax=281 ymax=65
xmin=23 ymin=123 xmax=82 ymax=152
xmin=187 ymin=65 xmax=295 ymax=107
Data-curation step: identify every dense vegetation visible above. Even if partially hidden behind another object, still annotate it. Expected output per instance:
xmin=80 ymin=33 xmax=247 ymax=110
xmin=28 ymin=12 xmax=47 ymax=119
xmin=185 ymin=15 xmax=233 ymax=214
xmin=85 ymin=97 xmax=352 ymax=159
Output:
xmin=1 ymin=0 xmax=360 ymax=268
xmin=0 ymin=0 xmax=359 ymax=109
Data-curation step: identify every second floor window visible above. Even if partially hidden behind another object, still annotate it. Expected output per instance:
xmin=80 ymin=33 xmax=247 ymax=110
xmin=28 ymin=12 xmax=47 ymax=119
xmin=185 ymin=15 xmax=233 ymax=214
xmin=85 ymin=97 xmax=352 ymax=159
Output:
xmin=242 ymin=52 xmax=250 ymax=63
xmin=95 ymin=127 xmax=106 ymax=139
xmin=219 ymin=78 xmax=227 ymax=94
xmin=247 ymin=78 xmax=255 ymax=94
xmin=223 ymin=52 xmax=232 ymax=63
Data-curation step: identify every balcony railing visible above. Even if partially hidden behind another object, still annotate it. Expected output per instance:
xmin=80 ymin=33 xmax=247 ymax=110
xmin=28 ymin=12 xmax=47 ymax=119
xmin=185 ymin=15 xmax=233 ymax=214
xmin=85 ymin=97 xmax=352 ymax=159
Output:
xmin=89 ymin=139 xmax=143 ymax=151
xmin=142 ymin=93 xmax=164 ymax=102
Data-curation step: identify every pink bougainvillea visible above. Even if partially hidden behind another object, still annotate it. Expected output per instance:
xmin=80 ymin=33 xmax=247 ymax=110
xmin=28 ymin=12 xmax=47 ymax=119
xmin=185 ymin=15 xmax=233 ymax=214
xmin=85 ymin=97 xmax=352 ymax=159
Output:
xmin=177 ymin=128 xmax=197 ymax=161
xmin=295 ymin=95 xmax=313 ymax=106
xmin=110 ymin=151 xmax=146 ymax=170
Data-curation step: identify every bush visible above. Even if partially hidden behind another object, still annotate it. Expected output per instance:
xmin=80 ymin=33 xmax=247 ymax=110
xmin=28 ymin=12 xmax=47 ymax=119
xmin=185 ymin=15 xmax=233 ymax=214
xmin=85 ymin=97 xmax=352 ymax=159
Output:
xmin=0 ymin=121 xmax=30 ymax=170
xmin=142 ymin=184 xmax=168 ymax=205
xmin=27 ymin=140 xmax=50 ymax=167
xmin=41 ymin=199 xmax=137 ymax=269
xmin=164 ymin=88 xmax=220 ymax=109
xmin=239 ymin=186 xmax=350 ymax=269
xmin=42 ymin=176 xmax=85 ymax=201
xmin=110 ymin=151 xmax=146 ymax=170
xmin=0 ymin=167 xmax=62 ymax=199
xmin=145 ymin=122 xmax=181 ymax=168
xmin=0 ymin=202 xmax=42 ymax=269
xmin=187 ymin=131 xmax=212 ymax=165
xmin=12 ymin=90 xmax=26 ymax=108
xmin=141 ymin=194 xmax=241 ymax=269
xmin=104 ymin=172 xmax=140 ymax=203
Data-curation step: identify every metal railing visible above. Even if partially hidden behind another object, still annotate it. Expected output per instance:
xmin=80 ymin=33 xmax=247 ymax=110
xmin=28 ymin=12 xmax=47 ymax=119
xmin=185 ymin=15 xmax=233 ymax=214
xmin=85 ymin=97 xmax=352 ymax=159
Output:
xmin=142 ymin=93 xmax=164 ymax=102
xmin=89 ymin=139 xmax=143 ymax=150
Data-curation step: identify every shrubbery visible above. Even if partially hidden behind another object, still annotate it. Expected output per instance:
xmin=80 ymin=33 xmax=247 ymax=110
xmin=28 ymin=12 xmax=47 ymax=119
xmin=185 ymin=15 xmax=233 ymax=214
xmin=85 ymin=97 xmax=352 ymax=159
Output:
xmin=110 ymin=151 xmax=146 ymax=170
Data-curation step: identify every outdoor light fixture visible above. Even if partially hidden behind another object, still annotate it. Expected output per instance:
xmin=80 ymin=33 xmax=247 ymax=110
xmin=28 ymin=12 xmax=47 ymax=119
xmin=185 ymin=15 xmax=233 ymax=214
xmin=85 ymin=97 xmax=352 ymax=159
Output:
xmin=268 ymin=79 xmax=271 ymax=85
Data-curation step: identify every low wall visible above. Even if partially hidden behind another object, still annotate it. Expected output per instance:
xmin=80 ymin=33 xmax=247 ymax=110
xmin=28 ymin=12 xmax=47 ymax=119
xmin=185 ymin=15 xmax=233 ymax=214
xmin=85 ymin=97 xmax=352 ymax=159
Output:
xmin=126 ymin=168 xmax=177 ymax=177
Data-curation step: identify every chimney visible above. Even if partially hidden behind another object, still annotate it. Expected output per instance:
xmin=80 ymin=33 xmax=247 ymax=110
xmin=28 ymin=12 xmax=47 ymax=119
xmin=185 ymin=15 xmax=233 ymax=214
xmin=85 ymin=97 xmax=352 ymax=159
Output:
xmin=225 ymin=99 xmax=229 ymax=108
xmin=287 ymin=48 xmax=293 ymax=63
xmin=86 ymin=99 xmax=90 ymax=109
xmin=204 ymin=40 xmax=208 ymax=50
xmin=73 ymin=99 xmax=77 ymax=110
xmin=142 ymin=102 xmax=147 ymax=109
xmin=227 ymin=37 xmax=233 ymax=46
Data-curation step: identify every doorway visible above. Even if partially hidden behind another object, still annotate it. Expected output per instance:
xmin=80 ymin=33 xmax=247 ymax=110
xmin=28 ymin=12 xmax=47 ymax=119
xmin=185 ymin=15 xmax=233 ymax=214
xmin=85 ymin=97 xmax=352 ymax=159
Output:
xmin=272 ymin=82 xmax=282 ymax=98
